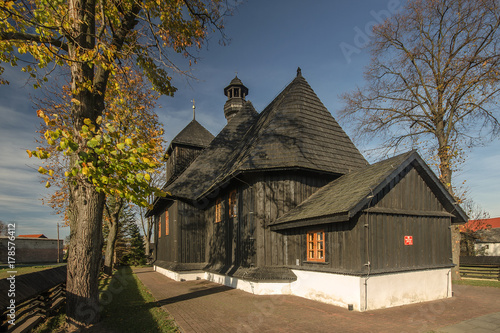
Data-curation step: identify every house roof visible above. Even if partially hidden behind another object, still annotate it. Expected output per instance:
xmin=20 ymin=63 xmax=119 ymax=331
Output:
xmin=270 ymin=151 xmax=468 ymax=230
xmin=468 ymin=217 xmax=500 ymax=230
xmin=162 ymin=72 xmax=367 ymax=203
xmin=476 ymin=228 xmax=500 ymax=243
xmin=167 ymin=119 xmax=214 ymax=152
xmin=17 ymin=234 xmax=47 ymax=238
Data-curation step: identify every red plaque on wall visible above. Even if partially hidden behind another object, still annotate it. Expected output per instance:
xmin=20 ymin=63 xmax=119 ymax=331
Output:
xmin=404 ymin=236 xmax=413 ymax=245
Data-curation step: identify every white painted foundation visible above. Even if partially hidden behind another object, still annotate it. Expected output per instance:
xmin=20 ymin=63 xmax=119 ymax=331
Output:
xmin=154 ymin=265 xmax=452 ymax=311
xmin=205 ymin=272 xmax=292 ymax=295
xmin=154 ymin=265 xmax=204 ymax=282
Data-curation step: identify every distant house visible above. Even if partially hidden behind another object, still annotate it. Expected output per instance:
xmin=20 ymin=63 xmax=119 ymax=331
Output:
xmin=17 ymin=234 xmax=48 ymax=239
xmin=473 ymin=218 xmax=500 ymax=256
xmin=147 ymin=70 xmax=468 ymax=311
xmin=475 ymin=229 xmax=500 ymax=256
xmin=0 ymin=236 xmax=63 ymax=264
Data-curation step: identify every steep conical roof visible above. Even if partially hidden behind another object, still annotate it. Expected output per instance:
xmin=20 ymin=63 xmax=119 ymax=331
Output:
xmin=233 ymin=74 xmax=367 ymax=173
xmin=168 ymin=119 xmax=214 ymax=151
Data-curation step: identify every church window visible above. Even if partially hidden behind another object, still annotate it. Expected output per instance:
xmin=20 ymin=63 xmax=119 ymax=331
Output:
xmin=307 ymin=230 xmax=325 ymax=262
xmin=158 ymin=216 xmax=162 ymax=239
xmin=215 ymin=198 xmax=222 ymax=223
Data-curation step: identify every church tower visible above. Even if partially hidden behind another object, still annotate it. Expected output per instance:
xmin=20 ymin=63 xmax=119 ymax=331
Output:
xmin=223 ymin=76 xmax=249 ymax=122
xmin=165 ymin=107 xmax=214 ymax=184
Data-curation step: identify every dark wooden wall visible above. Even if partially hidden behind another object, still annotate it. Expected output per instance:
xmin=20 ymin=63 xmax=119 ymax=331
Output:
xmin=281 ymin=218 xmax=365 ymax=274
xmin=155 ymin=201 xmax=177 ymax=262
xmin=166 ymin=145 xmax=204 ymax=183
xmin=204 ymin=172 xmax=331 ymax=269
xmin=253 ymin=172 xmax=331 ymax=267
xmin=367 ymin=213 xmax=451 ymax=273
xmin=205 ymin=183 xmax=256 ymax=268
xmin=366 ymin=166 xmax=452 ymax=272
xmin=177 ymin=201 xmax=206 ymax=263
xmin=374 ymin=166 xmax=446 ymax=213
xmin=279 ymin=165 xmax=452 ymax=275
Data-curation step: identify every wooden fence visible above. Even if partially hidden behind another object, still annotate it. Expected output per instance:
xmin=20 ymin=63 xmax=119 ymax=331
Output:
xmin=459 ymin=265 xmax=500 ymax=280
xmin=459 ymin=256 xmax=500 ymax=281
xmin=0 ymin=266 xmax=66 ymax=332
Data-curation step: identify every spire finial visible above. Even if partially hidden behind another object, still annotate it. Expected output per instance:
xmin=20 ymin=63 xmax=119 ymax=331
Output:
xmin=297 ymin=67 xmax=302 ymax=77
xmin=191 ymin=99 xmax=195 ymax=120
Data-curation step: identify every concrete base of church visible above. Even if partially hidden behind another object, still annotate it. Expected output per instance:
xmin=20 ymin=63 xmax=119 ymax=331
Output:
xmin=290 ymin=267 xmax=452 ymax=311
xmin=154 ymin=265 xmax=204 ymax=282
xmin=154 ymin=265 xmax=452 ymax=311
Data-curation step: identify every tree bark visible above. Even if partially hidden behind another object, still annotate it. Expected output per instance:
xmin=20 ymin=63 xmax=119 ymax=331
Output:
xmin=103 ymin=199 xmax=123 ymax=275
xmin=104 ymin=220 xmax=119 ymax=275
xmin=65 ymin=0 xmax=107 ymax=327
xmin=66 ymin=180 xmax=105 ymax=327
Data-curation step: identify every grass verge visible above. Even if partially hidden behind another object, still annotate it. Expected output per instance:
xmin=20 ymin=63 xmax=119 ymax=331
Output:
xmin=34 ymin=266 xmax=178 ymax=332
xmin=99 ymin=266 xmax=178 ymax=332
xmin=0 ymin=263 xmax=66 ymax=279
xmin=453 ymin=279 xmax=500 ymax=288
xmin=33 ymin=307 xmax=66 ymax=333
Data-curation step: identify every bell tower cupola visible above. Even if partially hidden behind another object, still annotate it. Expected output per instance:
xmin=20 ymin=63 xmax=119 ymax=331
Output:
xmin=223 ymin=75 xmax=249 ymax=122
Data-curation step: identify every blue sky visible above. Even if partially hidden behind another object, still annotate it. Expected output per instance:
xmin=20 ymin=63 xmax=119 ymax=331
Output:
xmin=1 ymin=0 xmax=498 ymax=239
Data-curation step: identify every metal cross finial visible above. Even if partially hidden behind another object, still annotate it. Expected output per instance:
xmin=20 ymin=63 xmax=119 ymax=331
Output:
xmin=191 ymin=99 xmax=195 ymax=120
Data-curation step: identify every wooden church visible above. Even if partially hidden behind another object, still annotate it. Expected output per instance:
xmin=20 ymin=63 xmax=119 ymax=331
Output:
xmin=146 ymin=69 xmax=467 ymax=311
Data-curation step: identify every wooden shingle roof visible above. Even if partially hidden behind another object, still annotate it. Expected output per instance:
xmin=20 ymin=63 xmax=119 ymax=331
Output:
xmin=164 ymin=102 xmax=259 ymax=200
xmin=270 ymin=151 xmax=468 ymax=230
xmin=164 ymin=72 xmax=368 ymax=202
xmin=168 ymin=119 xmax=214 ymax=150
xmin=476 ymin=228 xmax=500 ymax=243
xmin=232 ymin=73 xmax=367 ymax=174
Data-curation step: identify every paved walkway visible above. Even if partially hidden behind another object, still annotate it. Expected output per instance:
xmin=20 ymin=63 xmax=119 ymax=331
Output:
xmin=134 ymin=267 xmax=500 ymax=332
xmin=437 ymin=313 xmax=500 ymax=333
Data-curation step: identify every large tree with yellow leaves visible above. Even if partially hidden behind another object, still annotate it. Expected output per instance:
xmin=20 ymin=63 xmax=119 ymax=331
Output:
xmin=1 ymin=0 xmax=230 ymax=327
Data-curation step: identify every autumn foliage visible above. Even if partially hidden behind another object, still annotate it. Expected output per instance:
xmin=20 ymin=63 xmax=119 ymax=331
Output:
xmin=1 ymin=0 xmax=230 ymax=327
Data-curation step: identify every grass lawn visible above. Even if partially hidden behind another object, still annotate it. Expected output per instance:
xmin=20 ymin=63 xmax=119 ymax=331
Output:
xmin=99 ymin=266 xmax=178 ymax=332
xmin=453 ymin=278 xmax=500 ymax=288
xmin=34 ymin=266 xmax=178 ymax=333
xmin=0 ymin=263 xmax=66 ymax=279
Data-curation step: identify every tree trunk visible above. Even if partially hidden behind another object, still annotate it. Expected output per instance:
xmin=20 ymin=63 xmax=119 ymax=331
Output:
xmin=66 ymin=180 xmax=105 ymax=328
xmin=437 ymin=140 xmax=461 ymax=280
xmin=144 ymin=235 xmax=150 ymax=259
xmin=104 ymin=220 xmax=119 ymax=275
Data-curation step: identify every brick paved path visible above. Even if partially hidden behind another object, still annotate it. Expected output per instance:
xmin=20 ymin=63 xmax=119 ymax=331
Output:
xmin=134 ymin=267 xmax=500 ymax=333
